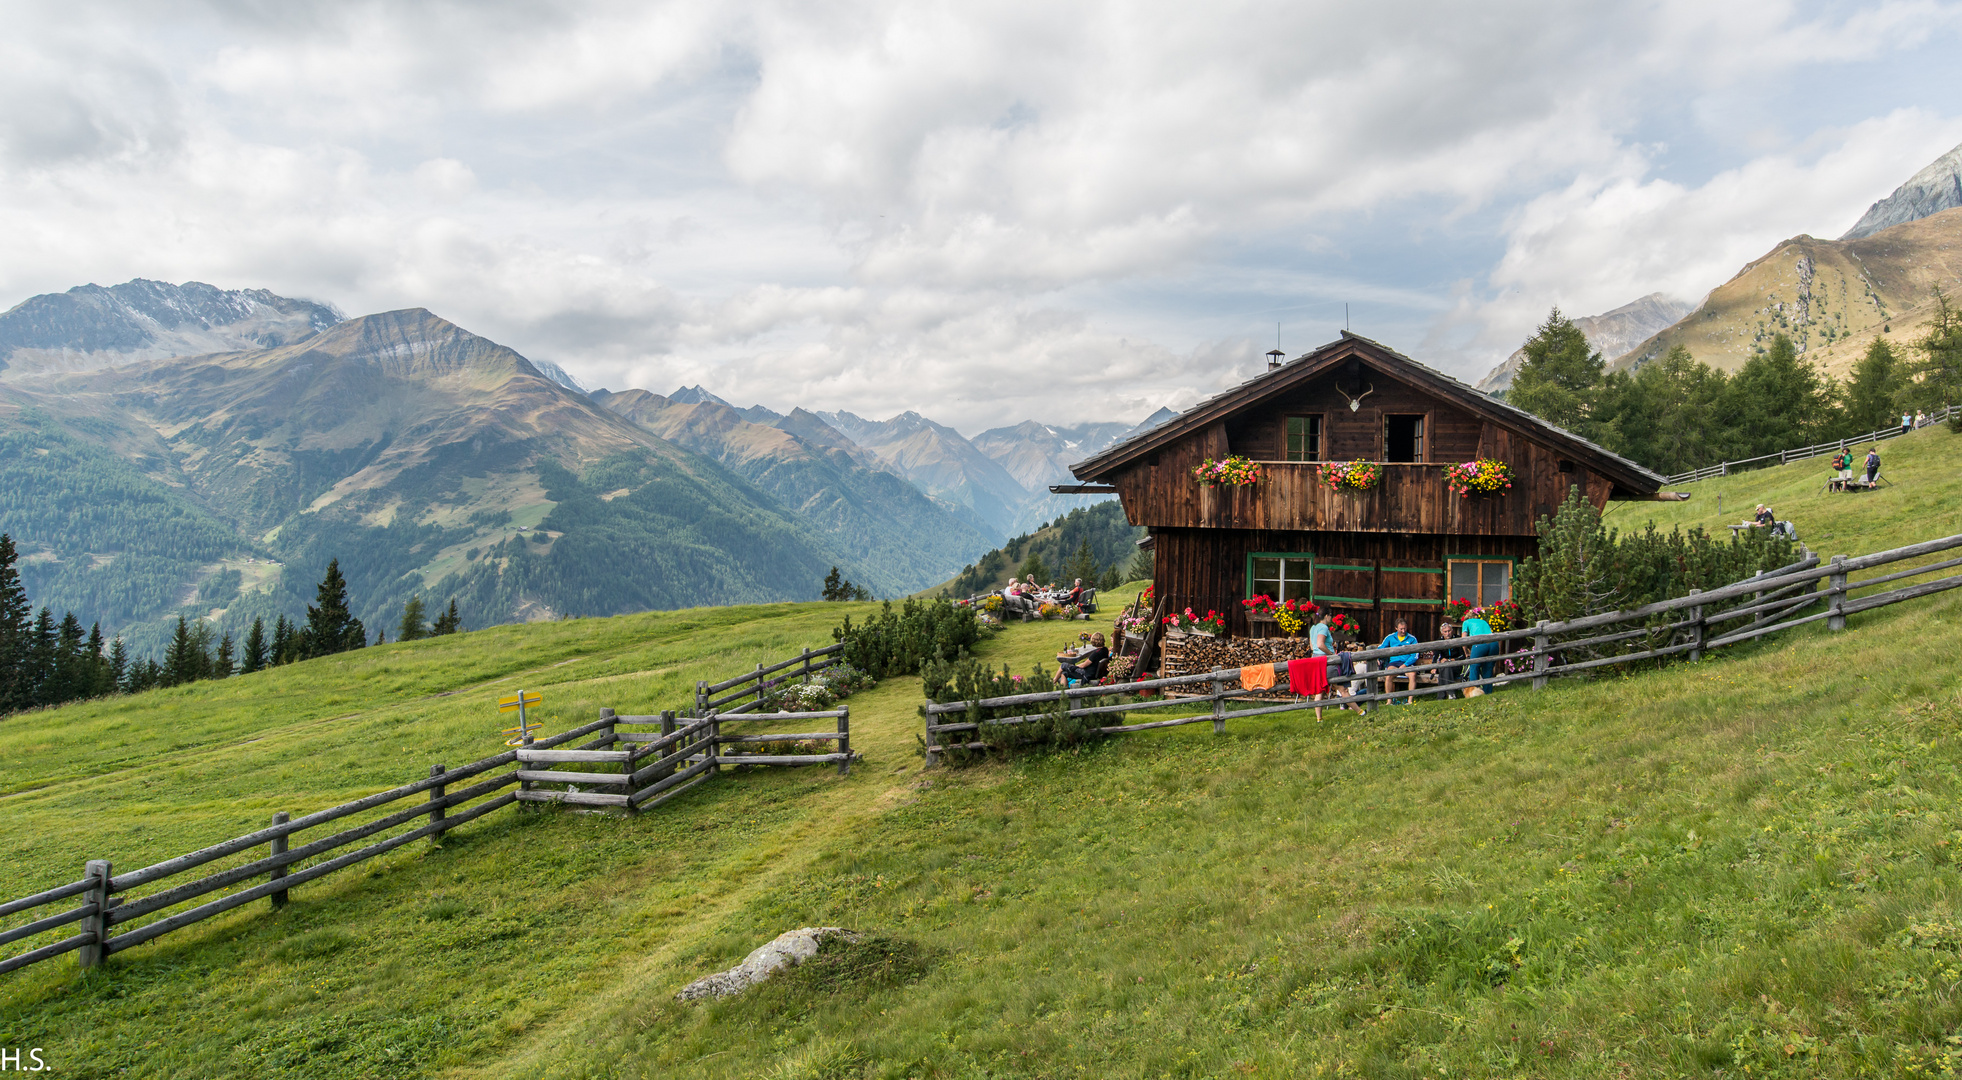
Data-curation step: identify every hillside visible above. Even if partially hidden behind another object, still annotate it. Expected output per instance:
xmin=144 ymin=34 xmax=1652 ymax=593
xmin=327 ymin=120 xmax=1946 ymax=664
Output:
xmin=590 ymin=389 xmax=993 ymax=591
xmin=0 ymin=279 xmax=340 ymax=376
xmin=1610 ymin=205 xmax=1962 ymax=380
xmin=927 ymin=498 xmax=1146 ymax=597
xmin=6 ymin=430 xmax=1962 ymax=1076
xmin=0 ymin=309 xmax=877 ymax=651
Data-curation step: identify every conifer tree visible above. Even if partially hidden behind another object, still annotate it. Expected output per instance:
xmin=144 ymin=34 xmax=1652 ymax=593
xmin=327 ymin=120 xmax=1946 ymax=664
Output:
xmin=1063 ymin=539 xmax=1101 ymax=590
xmin=0 ymin=536 xmax=33 ymax=714
xmin=242 ymin=618 xmax=267 ymax=674
xmin=1727 ymin=334 xmax=1829 ymax=455
xmin=397 ymin=595 xmax=427 ymax=642
xmin=1508 ymin=308 xmax=1605 ymax=435
xmin=431 ymin=600 xmax=462 ymax=636
xmin=49 ymin=612 xmax=86 ymax=706
xmin=164 ymin=617 xmax=197 ymax=687
xmin=302 ymin=559 xmax=365 ymax=658
xmin=271 ymin=615 xmax=292 ymax=664
xmin=27 ymin=608 xmax=56 ymax=706
xmin=85 ymin=623 xmax=111 ymax=698
xmin=1908 ymin=285 xmax=1962 ymax=418
xmin=1843 ymin=337 xmax=1904 ymax=433
xmin=108 ymin=638 xmax=129 ymax=691
xmin=1513 ymin=486 xmax=1618 ymax=625
xmin=215 ymin=633 xmax=235 ymax=679
xmin=1018 ymin=552 xmax=1049 ymax=586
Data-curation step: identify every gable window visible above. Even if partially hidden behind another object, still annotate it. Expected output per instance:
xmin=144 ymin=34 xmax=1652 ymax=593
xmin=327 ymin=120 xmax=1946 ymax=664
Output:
xmin=1448 ymin=558 xmax=1511 ymax=607
xmin=1284 ymin=415 xmax=1321 ymax=461
xmin=1385 ymin=414 xmax=1425 ymax=462
xmin=1250 ymin=554 xmax=1313 ymax=604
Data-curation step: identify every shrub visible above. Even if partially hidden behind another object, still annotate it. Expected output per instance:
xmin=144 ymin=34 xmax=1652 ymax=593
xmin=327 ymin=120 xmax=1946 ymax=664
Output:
xmin=919 ymin=655 xmax=1119 ymax=763
xmin=833 ymin=598 xmax=986 ymax=679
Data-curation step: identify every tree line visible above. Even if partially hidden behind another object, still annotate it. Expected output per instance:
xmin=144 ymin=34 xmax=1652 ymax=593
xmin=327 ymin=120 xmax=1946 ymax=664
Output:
xmin=0 ymin=539 xmax=462 ymax=716
xmin=1506 ymin=287 xmax=1962 ymax=476
xmin=938 ymin=502 xmax=1149 ymax=598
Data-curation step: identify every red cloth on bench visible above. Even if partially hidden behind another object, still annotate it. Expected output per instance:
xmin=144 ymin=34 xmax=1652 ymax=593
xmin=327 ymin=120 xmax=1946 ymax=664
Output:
xmin=1288 ymin=655 xmax=1329 ymax=696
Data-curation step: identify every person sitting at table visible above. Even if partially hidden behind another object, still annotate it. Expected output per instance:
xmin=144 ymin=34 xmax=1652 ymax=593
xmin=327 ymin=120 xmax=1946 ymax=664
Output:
xmin=1055 ymin=632 xmax=1109 ymax=685
xmin=1063 ymin=578 xmax=1085 ymax=605
xmin=1754 ymin=504 xmax=1775 ymax=527
xmin=1377 ymin=618 xmax=1420 ymax=705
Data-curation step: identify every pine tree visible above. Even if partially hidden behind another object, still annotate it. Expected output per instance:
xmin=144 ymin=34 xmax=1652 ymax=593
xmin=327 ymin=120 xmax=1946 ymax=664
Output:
xmin=108 ymin=638 xmax=130 ymax=692
xmin=397 ymin=595 xmax=427 ymax=642
xmin=48 ymin=612 xmax=86 ymax=706
xmin=1908 ymin=285 xmax=1962 ymax=417
xmin=1063 ymin=539 xmax=1100 ymax=590
xmin=26 ymin=608 xmax=56 ymax=707
xmin=1018 ymin=552 xmax=1049 ymax=586
xmin=1513 ymin=486 xmax=1618 ymax=625
xmin=242 ymin=618 xmax=268 ymax=674
xmin=1843 ymin=337 xmax=1904 ymax=433
xmin=1726 ymin=333 xmax=1829 ymax=457
xmin=271 ymin=615 xmax=292 ymax=664
xmin=302 ymin=559 xmax=365 ymax=658
xmin=432 ymin=600 xmax=462 ymax=635
xmin=1508 ymin=308 xmax=1605 ymax=435
xmin=164 ymin=617 xmax=196 ymax=687
xmin=0 ymin=534 xmax=33 ymax=714
xmin=374 ymin=627 xmax=386 ymax=646
xmin=215 ymin=633 xmax=235 ymax=679
xmin=85 ymin=622 xmax=111 ymax=697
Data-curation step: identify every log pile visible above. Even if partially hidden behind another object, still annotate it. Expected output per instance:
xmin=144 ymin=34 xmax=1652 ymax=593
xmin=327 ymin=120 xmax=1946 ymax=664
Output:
xmin=1160 ymin=636 xmax=1320 ymax=698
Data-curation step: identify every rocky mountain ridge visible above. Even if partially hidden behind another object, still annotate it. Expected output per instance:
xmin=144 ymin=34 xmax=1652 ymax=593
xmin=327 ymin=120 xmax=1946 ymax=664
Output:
xmin=1477 ymin=293 xmax=1694 ymax=394
xmin=0 ymin=279 xmax=342 ymax=376
xmin=1842 ymin=140 xmax=1962 ymax=241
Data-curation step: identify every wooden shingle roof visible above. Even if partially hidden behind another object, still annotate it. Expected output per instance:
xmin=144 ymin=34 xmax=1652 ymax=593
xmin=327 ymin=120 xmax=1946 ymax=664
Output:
xmin=1068 ymin=332 xmax=1665 ymax=495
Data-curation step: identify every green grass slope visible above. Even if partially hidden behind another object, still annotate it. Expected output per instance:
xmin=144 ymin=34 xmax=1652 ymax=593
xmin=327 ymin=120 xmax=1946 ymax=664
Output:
xmin=3 ymin=431 xmax=1962 ymax=1078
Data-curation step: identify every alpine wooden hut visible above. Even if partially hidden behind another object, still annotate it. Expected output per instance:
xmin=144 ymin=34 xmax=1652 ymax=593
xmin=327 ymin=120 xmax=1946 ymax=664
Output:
xmin=1062 ymin=333 xmax=1671 ymax=645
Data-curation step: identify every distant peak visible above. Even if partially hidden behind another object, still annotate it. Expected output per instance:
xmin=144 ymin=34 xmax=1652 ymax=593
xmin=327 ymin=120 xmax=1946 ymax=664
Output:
xmin=669 ymin=384 xmax=732 ymax=407
xmin=1842 ymin=140 xmax=1962 ymax=241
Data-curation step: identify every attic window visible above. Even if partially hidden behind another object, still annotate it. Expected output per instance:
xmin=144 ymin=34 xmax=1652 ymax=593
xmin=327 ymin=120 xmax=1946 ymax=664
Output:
xmin=1384 ymin=414 xmax=1424 ymax=463
xmin=1284 ymin=416 xmax=1321 ymax=462
xmin=1147 ymin=452 xmax=1161 ymax=468
xmin=1558 ymin=460 xmax=1575 ymax=474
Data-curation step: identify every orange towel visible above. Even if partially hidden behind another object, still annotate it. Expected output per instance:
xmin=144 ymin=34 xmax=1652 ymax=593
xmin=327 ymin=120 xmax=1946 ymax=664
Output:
xmin=1240 ymin=663 xmax=1276 ymax=691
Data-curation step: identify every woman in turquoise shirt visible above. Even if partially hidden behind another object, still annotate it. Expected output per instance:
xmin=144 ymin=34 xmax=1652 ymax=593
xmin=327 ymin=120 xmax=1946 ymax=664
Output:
xmin=1461 ymin=612 xmax=1497 ymax=693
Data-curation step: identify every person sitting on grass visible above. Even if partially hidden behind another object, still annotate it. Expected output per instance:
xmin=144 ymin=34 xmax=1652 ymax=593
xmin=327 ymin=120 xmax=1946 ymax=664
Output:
xmin=1054 ymin=632 xmax=1109 ymax=686
xmin=1754 ymin=504 xmax=1775 ymax=527
xmin=1377 ymin=618 xmax=1420 ymax=705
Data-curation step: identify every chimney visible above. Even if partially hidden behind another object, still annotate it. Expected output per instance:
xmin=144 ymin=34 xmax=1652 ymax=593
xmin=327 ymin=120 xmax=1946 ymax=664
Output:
xmin=1265 ymin=348 xmax=1285 ymax=372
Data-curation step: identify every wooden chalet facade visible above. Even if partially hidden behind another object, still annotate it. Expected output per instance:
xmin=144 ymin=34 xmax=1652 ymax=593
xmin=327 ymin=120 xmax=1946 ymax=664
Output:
xmin=1067 ymin=334 xmax=1668 ymax=643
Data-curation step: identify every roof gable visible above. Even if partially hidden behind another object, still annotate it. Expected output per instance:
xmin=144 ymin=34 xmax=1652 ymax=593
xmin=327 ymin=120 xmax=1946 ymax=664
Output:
xmin=1070 ymin=333 xmax=1664 ymax=494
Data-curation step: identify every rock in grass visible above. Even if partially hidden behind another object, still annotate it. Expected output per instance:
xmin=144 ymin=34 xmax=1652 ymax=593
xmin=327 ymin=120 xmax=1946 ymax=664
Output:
xmin=676 ymin=927 xmax=861 ymax=1000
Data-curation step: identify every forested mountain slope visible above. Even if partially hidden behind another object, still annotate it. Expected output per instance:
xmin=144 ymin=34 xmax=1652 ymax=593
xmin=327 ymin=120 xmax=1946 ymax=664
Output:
xmin=0 ymin=309 xmax=873 ymax=651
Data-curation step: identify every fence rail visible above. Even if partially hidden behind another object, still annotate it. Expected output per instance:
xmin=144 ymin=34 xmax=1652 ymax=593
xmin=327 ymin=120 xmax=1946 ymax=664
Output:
xmin=922 ymin=532 xmax=1962 ymax=764
xmin=696 ymin=643 xmax=844 ymax=714
xmin=2 ymin=644 xmax=858 ymax=977
xmin=1663 ymin=405 xmax=1955 ymax=485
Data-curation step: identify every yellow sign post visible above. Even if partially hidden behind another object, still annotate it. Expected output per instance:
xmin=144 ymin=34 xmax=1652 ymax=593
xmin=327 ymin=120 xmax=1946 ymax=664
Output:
xmin=499 ymin=690 xmax=543 ymax=746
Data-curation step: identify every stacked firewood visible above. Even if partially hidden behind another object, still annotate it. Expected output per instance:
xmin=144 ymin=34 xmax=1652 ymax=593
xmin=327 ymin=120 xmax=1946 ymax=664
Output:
xmin=1161 ymin=636 xmax=1319 ymax=694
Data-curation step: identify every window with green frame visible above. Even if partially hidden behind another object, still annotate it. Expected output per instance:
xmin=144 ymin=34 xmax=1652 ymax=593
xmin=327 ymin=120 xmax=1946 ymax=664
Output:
xmin=1284 ymin=415 xmax=1321 ymax=461
xmin=1248 ymin=553 xmax=1313 ymax=604
xmin=1448 ymin=557 xmax=1512 ymax=606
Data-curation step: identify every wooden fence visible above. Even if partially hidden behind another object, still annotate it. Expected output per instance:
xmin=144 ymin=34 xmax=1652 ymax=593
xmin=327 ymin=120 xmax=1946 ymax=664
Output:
xmin=1 ymin=645 xmax=857 ymax=977
xmin=922 ymin=532 xmax=1962 ymax=764
xmin=1662 ymin=405 xmax=1954 ymax=485
xmin=696 ymin=643 xmax=844 ymax=715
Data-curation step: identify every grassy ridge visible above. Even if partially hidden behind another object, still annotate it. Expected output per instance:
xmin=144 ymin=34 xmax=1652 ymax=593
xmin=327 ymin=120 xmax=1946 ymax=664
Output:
xmin=2 ymin=429 xmax=1961 ymax=1077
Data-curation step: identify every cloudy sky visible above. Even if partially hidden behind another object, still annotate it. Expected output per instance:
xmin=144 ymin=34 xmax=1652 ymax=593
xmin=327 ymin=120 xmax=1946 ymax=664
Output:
xmin=4 ymin=1 xmax=1961 ymax=431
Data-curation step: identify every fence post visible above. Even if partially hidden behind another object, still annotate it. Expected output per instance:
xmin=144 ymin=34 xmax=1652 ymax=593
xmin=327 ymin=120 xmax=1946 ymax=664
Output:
xmin=426 ymin=766 xmax=446 ymax=840
xmin=1827 ymin=555 xmax=1848 ymax=632
xmin=262 ymin=813 xmax=292 ymax=909
xmin=659 ymin=710 xmax=676 ymax=782
xmin=1749 ymin=570 xmax=1766 ymax=632
xmin=836 ymin=707 xmax=851 ymax=777
xmin=1721 ymin=461 xmax=1728 ymax=477
xmin=79 ymin=859 xmax=111 ymax=969
xmin=518 ymin=726 xmax=534 ymax=798
xmin=695 ymin=680 xmax=708 ymax=718
xmin=1531 ymin=620 xmax=1550 ymax=691
xmin=801 ymin=647 xmax=812 ymax=683
xmin=753 ymin=662 xmax=765 ymax=709
xmin=708 ymin=710 xmax=722 ymax=776
xmin=1687 ymin=588 xmax=1705 ymax=662
xmin=1212 ymin=676 xmax=1227 ymax=734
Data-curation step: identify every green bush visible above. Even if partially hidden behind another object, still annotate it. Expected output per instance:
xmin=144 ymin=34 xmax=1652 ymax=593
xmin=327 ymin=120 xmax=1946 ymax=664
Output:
xmin=832 ymin=598 xmax=985 ymax=679
xmin=919 ymin=655 xmax=1118 ymax=763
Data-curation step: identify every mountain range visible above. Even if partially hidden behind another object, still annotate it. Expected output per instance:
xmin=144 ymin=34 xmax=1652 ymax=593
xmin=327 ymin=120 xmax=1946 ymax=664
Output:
xmin=0 ymin=280 xmax=1165 ymax=652
xmin=1480 ymin=138 xmax=1962 ymax=390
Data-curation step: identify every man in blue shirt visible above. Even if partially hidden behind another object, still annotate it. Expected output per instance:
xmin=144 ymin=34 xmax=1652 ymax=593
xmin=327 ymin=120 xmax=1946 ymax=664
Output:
xmin=1377 ymin=618 xmax=1420 ymax=704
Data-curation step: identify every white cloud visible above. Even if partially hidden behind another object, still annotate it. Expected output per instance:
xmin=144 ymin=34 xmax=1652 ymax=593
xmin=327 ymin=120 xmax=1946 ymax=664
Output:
xmin=0 ymin=0 xmax=1958 ymax=423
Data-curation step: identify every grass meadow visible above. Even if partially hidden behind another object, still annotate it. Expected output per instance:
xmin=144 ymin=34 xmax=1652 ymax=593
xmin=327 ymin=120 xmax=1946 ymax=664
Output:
xmin=3 ymin=425 xmax=1962 ymax=1078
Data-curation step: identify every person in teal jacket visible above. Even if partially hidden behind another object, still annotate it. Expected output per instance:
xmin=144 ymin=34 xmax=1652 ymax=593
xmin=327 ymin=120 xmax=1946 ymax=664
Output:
xmin=1461 ymin=612 xmax=1498 ymax=690
xmin=1377 ymin=618 xmax=1420 ymax=704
